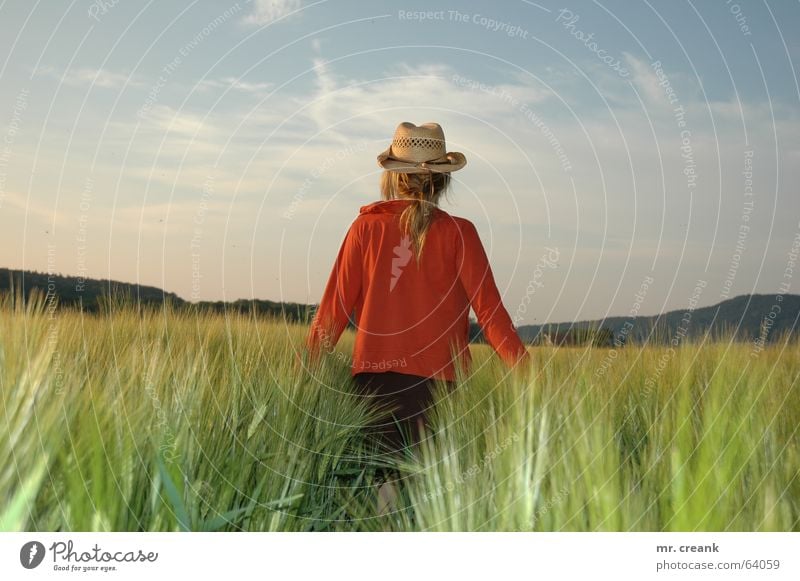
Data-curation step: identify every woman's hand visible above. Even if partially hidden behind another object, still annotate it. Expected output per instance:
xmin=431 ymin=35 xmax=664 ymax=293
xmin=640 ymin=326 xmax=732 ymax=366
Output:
xmin=510 ymin=350 xmax=533 ymax=384
xmin=294 ymin=345 xmax=325 ymax=377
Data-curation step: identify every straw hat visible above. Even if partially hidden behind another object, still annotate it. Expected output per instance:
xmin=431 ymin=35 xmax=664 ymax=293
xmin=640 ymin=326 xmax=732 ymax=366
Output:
xmin=377 ymin=122 xmax=466 ymax=173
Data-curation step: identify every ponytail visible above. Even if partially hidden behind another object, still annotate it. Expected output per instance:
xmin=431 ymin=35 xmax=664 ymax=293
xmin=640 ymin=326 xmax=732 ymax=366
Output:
xmin=380 ymin=170 xmax=451 ymax=264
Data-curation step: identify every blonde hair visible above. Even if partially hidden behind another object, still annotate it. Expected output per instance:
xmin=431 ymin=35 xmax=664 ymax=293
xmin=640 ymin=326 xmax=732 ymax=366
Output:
xmin=380 ymin=170 xmax=452 ymax=264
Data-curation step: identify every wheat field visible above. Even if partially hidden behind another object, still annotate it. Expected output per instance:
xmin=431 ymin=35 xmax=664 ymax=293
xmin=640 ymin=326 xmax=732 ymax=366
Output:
xmin=1 ymin=289 xmax=797 ymax=532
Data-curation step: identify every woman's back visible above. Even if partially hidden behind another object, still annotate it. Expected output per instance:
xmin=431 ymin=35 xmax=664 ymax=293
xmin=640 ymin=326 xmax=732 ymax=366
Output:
xmin=308 ymin=197 xmax=529 ymax=382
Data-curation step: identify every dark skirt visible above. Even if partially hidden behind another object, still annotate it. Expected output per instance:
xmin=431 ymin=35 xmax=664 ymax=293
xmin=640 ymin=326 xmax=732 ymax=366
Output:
xmin=353 ymin=371 xmax=456 ymax=453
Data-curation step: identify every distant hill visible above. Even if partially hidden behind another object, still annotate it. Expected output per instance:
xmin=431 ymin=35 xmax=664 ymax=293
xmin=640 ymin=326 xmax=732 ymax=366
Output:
xmin=516 ymin=293 xmax=800 ymax=347
xmin=0 ymin=268 xmax=312 ymax=322
xmin=0 ymin=267 xmax=184 ymax=308
xmin=2 ymin=267 xmax=797 ymax=346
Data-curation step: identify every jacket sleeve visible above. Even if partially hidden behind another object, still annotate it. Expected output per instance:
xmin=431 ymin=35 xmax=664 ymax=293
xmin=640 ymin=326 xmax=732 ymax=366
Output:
xmin=305 ymin=221 xmax=363 ymax=361
xmin=455 ymin=220 xmax=531 ymax=370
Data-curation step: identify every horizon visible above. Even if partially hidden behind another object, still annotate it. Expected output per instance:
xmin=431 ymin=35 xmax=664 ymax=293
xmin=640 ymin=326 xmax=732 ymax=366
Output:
xmin=2 ymin=264 xmax=792 ymax=328
xmin=1 ymin=0 xmax=799 ymax=325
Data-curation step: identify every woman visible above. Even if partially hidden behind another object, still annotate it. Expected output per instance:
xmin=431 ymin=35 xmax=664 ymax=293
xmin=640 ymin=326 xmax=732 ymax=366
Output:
xmin=304 ymin=122 xmax=532 ymax=512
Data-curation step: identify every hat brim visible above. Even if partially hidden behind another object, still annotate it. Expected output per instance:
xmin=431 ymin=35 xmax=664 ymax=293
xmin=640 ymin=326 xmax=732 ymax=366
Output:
xmin=377 ymin=148 xmax=466 ymax=173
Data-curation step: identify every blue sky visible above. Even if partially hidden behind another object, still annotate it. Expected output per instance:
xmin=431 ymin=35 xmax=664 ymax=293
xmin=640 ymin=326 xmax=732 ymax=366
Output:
xmin=1 ymin=0 xmax=798 ymax=325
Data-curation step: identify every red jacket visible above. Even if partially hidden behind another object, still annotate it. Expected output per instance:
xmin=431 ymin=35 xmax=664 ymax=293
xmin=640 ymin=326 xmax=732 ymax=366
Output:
xmin=305 ymin=199 xmax=531 ymax=381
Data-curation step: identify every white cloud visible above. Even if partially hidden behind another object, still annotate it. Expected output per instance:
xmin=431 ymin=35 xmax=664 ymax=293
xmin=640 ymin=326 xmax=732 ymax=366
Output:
xmin=242 ymin=0 xmax=303 ymax=26
xmin=138 ymin=103 xmax=217 ymax=137
xmin=33 ymin=65 xmax=142 ymax=89
xmin=0 ymin=190 xmax=67 ymax=226
xmin=197 ymin=76 xmax=273 ymax=95
xmin=624 ymin=52 xmax=664 ymax=105
xmin=299 ymin=58 xmax=555 ymax=148
xmin=624 ymin=52 xmax=700 ymax=110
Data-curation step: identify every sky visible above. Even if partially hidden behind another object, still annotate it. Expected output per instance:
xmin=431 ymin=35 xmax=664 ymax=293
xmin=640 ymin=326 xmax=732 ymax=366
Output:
xmin=0 ymin=0 xmax=798 ymax=325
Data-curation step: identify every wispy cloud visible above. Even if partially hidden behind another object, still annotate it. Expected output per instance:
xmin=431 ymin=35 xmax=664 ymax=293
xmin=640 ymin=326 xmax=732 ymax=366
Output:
xmin=624 ymin=52 xmax=699 ymax=109
xmin=301 ymin=55 xmax=555 ymax=145
xmin=139 ymin=103 xmax=218 ymax=138
xmin=0 ymin=190 xmax=67 ymax=226
xmin=624 ymin=53 xmax=664 ymax=105
xmin=33 ymin=65 xmax=143 ymax=89
xmin=242 ymin=0 xmax=303 ymax=26
xmin=197 ymin=76 xmax=273 ymax=96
